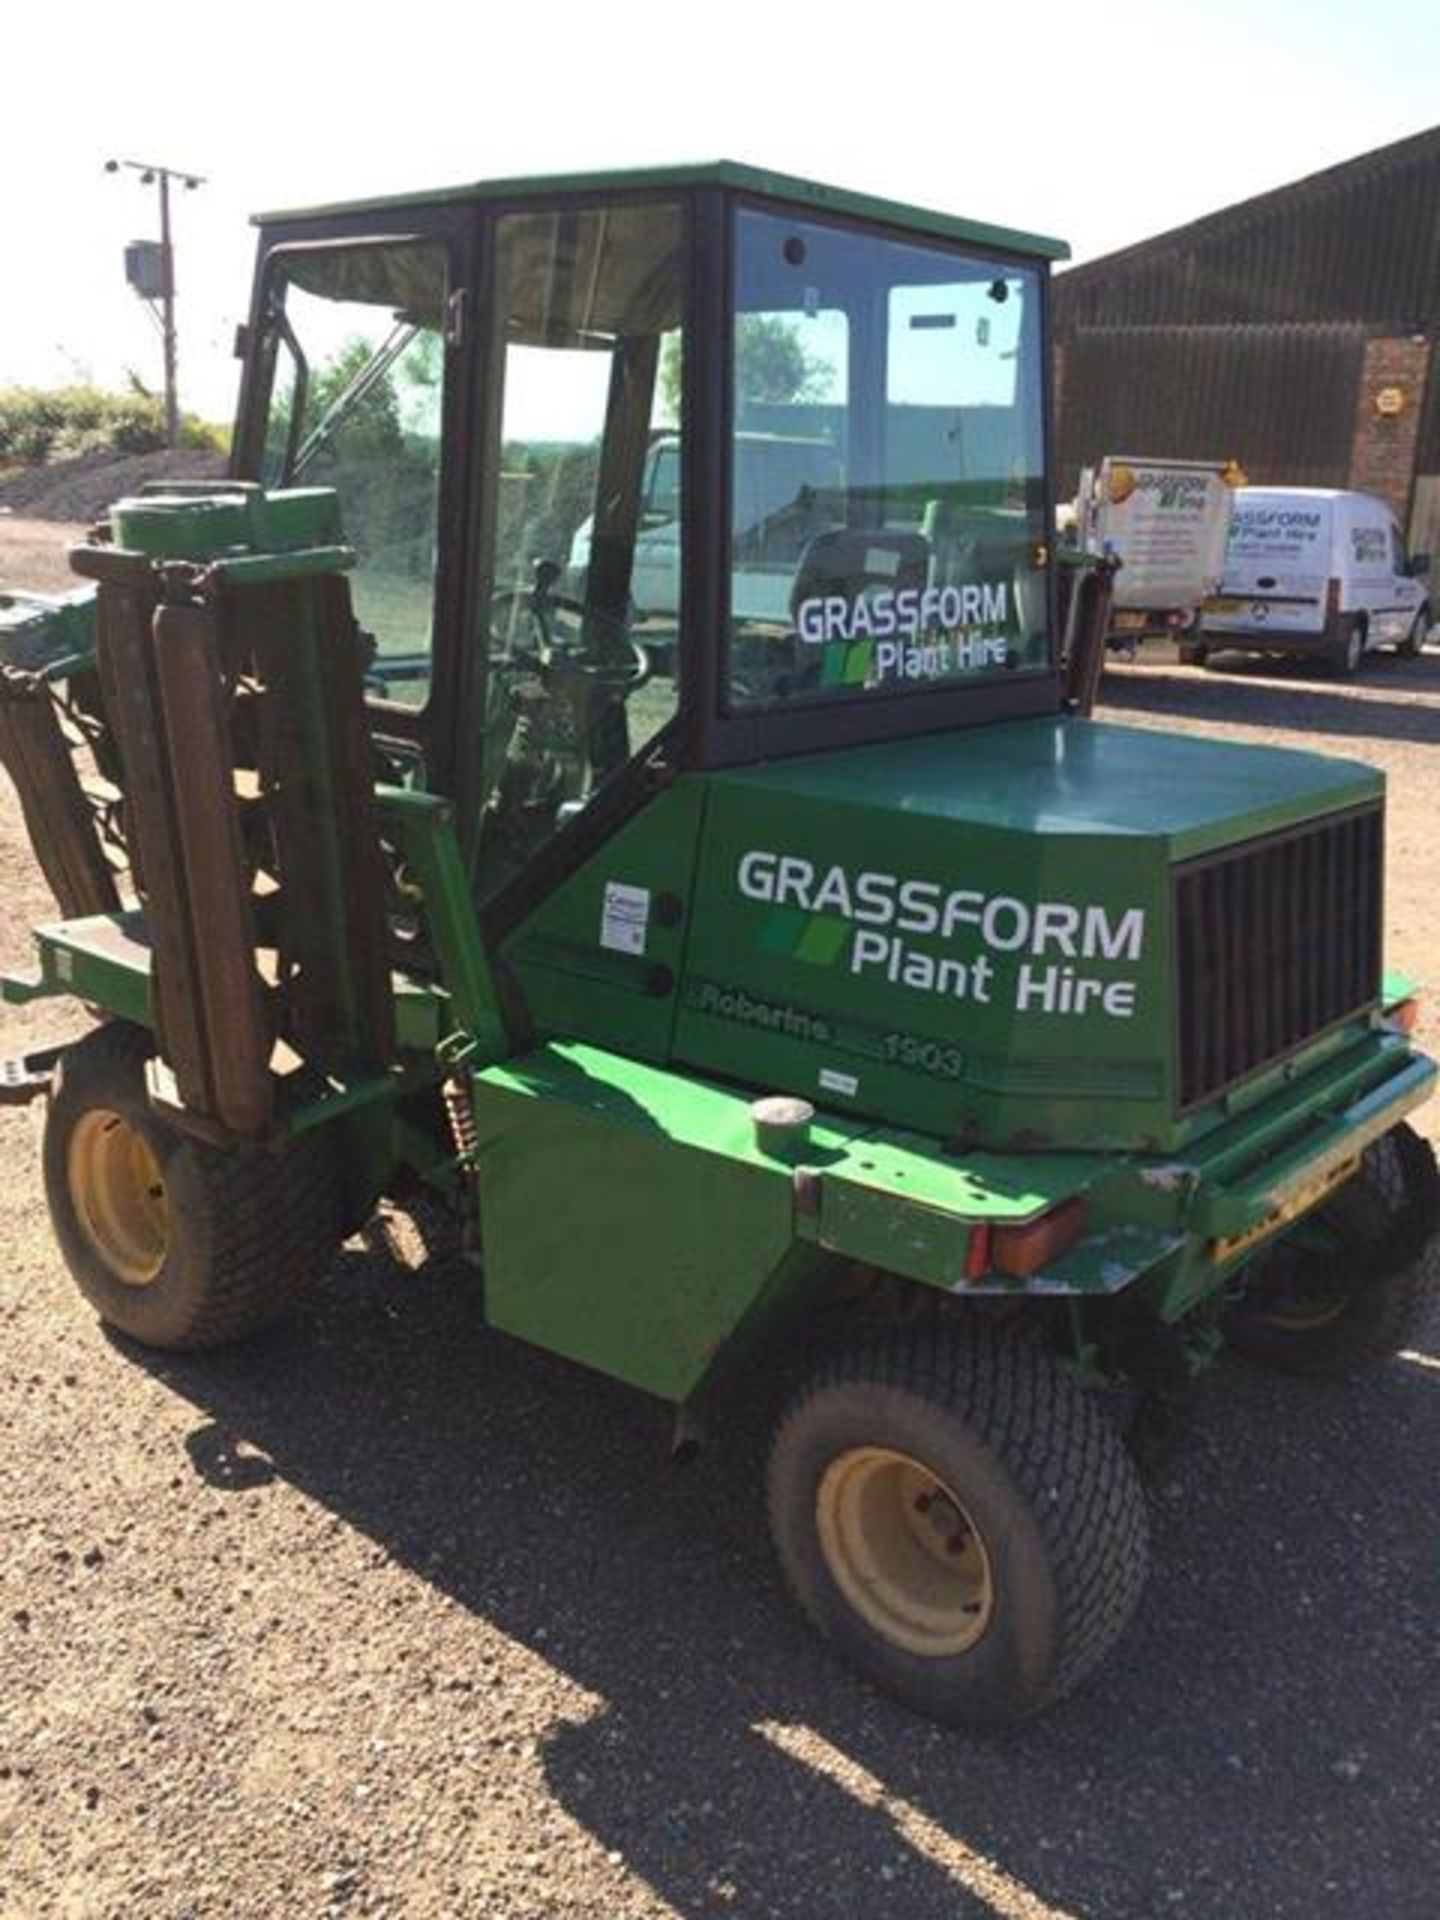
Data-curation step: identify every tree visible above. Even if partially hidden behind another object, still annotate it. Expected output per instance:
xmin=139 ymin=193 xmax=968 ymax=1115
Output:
xmin=304 ymin=337 xmax=405 ymax=460
xmin=659 ymin=315 xmax=833 ymax=420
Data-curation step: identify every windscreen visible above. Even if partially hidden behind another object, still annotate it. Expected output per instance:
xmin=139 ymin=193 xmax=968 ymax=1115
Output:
xmin=724 ymin=208 xmax=1049 ymax=713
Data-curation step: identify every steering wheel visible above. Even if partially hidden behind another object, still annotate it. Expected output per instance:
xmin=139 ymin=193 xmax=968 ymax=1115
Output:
xmin=489 ymin=561 xmax=650 ymax=692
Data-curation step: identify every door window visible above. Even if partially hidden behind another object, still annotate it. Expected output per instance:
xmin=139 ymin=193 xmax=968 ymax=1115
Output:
xmin=477 ymin=203 xmax=685 ymax=898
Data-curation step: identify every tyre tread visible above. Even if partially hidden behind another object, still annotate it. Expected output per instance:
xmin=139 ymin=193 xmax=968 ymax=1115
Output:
xmin=46 ymin=1023 xmax=341 ymax=1350
xmin=768 ymin=1322 xmax=1149 ymax=1723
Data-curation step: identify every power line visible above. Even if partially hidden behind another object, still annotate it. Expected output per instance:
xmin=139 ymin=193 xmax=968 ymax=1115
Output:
xmin=104 ymin=158 xmax=206 ymax=449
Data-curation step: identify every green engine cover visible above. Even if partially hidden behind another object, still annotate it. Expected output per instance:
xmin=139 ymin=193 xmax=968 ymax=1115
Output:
xmin=502 ymin=714 xmax=1383 ymax=1156
xmin=674 ymin=717 xmax=1380 ymax=1152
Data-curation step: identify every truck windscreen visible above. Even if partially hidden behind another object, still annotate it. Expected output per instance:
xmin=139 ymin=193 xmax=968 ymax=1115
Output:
xmin=723 ymin=207 xmax=1048 ymax=713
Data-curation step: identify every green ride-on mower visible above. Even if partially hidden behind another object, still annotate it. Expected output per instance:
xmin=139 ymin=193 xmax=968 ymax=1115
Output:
xmin=2 ymin=164 xmax=1436 ymax=1730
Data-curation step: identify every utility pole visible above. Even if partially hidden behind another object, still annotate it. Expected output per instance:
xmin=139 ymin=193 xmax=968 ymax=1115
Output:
xmin=105 ymin=158 xmax=205 ymax=449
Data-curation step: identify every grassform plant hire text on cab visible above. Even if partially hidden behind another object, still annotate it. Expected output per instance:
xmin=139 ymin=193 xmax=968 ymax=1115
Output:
xmin=737 ymin=852 xmax=1147 ymax=1017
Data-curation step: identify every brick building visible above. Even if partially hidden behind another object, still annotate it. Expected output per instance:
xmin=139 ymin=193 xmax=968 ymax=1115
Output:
xmin=1053 ymin=127 xmax=1440 ymax=552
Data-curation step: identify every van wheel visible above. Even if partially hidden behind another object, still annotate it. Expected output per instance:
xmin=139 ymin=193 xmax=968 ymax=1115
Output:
xmin=1398 ymin=607 xmax=1428 ymax=658
xmin=1332 ymin=616 xmax=1366 ymax=677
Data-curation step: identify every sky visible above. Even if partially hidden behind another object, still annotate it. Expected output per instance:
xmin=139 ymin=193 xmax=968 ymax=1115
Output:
xmin=2 ymin=0 xmax=1437 ymax=424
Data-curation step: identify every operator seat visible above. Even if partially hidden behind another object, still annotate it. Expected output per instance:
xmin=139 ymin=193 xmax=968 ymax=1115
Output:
xmin=789 ymin=526 xmax=931 ymax=622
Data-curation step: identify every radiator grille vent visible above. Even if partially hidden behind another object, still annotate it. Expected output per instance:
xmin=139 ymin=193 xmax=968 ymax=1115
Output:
xmin=1175 ymin=806 xmax=1382 ymax=1110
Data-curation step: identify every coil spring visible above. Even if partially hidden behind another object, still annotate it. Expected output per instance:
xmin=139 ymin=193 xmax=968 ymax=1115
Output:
xmin=443 ymin=1076 xmax=478 ymax=1166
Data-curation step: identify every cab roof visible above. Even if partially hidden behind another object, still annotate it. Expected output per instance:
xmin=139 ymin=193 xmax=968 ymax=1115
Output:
xmin=254 ymin=159 xmax=1069 ymax=263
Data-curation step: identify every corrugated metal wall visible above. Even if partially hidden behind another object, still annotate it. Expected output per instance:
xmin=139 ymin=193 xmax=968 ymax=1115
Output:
xmin=1059 ymin=323 xmax=1369 ymax=489
xmin=1054 ymin=129 xmax=1440 ymax=496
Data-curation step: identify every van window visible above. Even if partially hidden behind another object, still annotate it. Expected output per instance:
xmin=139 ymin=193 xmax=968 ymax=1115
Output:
xmin=1349 ymin=521 xmax=1389 ymax=571
xmin=647 ymin=443 xmax=681 ymax=524
xmin=1391 ymin=523 xmax=1408 ymax=576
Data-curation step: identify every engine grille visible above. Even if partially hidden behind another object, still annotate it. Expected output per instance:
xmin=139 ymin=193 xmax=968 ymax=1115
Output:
xmin=1174 ymin=805 xmax=1382 ymax=1110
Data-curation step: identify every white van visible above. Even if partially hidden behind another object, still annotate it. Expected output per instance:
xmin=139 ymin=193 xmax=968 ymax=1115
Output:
xmin=1199 ymin=486 xmax=1431 ymax=674
xmin=567 ymin=430 xmax=843 ymax=624
xmin=1075 ymin=455 xmax=1239 ymax=647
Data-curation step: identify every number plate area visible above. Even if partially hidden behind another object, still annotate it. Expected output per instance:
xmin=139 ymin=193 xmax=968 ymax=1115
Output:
xmin=1210 ymin=1154 xmax=1360 ymax=1265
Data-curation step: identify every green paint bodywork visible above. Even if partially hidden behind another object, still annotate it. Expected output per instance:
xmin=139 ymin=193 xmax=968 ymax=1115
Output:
xmin=256 ymin=160 xmax=1069 ymax=264
xmin=0 ymin=586 xmax=97 ymax=677
xmin=107 ymin=486 xmax=345 ymax=565
xmin=661 ymin=716 xmax=1383 ymax=1155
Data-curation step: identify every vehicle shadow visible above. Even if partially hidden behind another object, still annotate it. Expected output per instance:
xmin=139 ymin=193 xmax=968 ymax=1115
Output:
xmin=130 ymin=1242 xmax=1440 ymax=1920
xmin=1101 ymin=648 xmax=1440 ymax=747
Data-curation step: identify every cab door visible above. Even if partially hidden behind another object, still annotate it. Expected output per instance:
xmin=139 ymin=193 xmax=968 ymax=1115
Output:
xmin=462 ymin=197 xmax=690 ymax=913
xmin=234 ymin=209 xmax=477 ymax=795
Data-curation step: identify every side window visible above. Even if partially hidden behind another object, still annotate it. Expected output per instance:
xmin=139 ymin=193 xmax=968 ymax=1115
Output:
xmin=1391 ymin=522 xmax=1409 ymax=577
xmin=477 ymin=203 xmax=685 ymax=899
xmin=257 ymin=240 xmax=448 ymax=708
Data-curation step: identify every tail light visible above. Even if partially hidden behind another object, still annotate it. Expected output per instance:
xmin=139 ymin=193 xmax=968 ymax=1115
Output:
xmin=964 ymin=1198 xmax=1090 ymax=1281
xmin=1387 ymin=994 xmax=1422 ymax=1036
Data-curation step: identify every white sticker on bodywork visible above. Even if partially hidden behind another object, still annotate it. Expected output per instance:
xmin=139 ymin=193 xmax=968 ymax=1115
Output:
xmin=818 ymin=1067 xmax=859 ymax=1098
xmin=600 ymin=881 xmax=650 ymax=956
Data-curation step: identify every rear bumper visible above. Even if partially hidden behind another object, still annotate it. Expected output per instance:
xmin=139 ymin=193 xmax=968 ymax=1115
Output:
xmin=945 ymin=1028 xmax=1435 ymax=1310
xmin=1186 ymin=1035 xmax=1434 ymax=1245
xmin=1200 ymin=623 xmax=1328 ymax=651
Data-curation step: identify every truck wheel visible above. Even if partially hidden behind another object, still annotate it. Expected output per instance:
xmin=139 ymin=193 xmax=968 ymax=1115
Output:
xmin=1331 ymin=615 xmax=1367 ymax=677
xmin=43 ymin=1022 xmax=343 ymax=1350
xmin=1224 ymin=1125 xmax=1440 ymax=1378
xmin=1398 ymin=606 xmax=1429 ymax=658
xmin=766 ymin=1325 xmax=1149 ymax=1728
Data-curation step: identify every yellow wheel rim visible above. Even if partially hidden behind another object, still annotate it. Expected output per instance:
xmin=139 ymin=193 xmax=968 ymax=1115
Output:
xmin=816 ymin=1447 xmax=995 ymax=1658
xmin=67 ymin=1109 xmax=169 ymax=1287
xmin=1264 ymin=1297 xmax=1348 ymax=1332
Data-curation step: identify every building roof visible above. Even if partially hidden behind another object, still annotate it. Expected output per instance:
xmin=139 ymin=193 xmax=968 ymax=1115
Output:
xmin=1059 ymin=124 xmax=1440 ymax=292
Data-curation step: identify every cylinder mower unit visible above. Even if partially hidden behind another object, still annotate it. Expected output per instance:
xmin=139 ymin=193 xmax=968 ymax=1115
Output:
xmin=9 ymin=484 xmax=397 ymax=1139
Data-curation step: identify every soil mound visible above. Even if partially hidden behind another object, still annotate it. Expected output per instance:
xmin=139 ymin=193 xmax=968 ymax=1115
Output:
xmin=0 ymin=448 xmax=227 ymax=525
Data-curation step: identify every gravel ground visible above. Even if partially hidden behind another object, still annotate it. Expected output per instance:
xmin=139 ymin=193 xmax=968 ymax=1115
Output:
xmin=1 ymin=524 xmax=1438 ymax=1918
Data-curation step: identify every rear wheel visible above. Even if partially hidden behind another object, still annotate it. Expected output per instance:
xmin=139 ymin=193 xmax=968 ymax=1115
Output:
xmin=1224 ymin=1125 xmax=1440 ymax=1378
xmin=1331 ymin=614 xmax=1367 ymax=677
xmin=766 ymin=1325 xmax=1149 ymax=1728
xmin=44 ymin=1023 xmax=343 ymax=1350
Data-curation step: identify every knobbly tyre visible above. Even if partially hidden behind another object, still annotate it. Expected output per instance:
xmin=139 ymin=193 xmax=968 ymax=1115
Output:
xmin=2 ymin=165 xmax=1436 ymax=1732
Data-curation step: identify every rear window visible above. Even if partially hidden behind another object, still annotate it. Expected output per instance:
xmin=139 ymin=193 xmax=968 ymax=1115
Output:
xmin=723 ymin=208 xmax=1049 ymax=714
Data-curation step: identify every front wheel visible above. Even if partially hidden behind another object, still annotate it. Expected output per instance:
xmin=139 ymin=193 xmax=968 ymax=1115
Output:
xmin=1224 ymin=1125 xmax=1440 ymax=1378
xmin=766 ymin=1326 xmax=1149 ymax=1729
xmin=1398 ymin=606 xmax=1429 ymax=658
xmin=44 ymin=1023 xmax=343 ymax=1350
